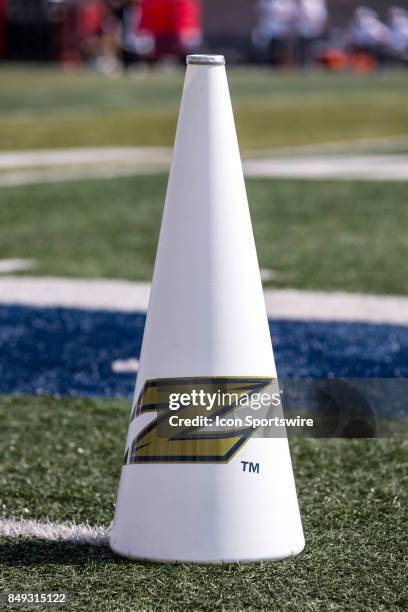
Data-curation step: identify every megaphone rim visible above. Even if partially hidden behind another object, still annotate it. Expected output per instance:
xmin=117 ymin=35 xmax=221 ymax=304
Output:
xmin=186 ymin=54 xmax=226 ymax=66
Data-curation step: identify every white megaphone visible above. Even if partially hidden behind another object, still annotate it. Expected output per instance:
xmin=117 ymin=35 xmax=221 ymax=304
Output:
xmin=110 ymin=54 xmax=304 ymax=562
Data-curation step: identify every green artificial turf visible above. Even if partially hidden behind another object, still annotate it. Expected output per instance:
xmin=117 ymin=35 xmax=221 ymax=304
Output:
xmin=0 ymin=174 xmax=407 ymax=295
xmin=1 ymin=67 xmax=407 ymax=151
xmin=0 ymin=395 xmax=407 ymax=610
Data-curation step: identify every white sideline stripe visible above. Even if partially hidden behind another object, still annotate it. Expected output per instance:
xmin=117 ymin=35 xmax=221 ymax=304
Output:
xmin=1 ymin=140 xmax=407 ymax=169
xmin=0 ymin=276 xmax=151 ymax=312
xmin=0 ymin=146 xmax=171 ymax=187
xmin=0 ymin=276 xmax=407 ymax=325
xmin=262 ymin=289 xmax=408 ymax=325
xmin=0 ymin=259 xmax=35 ymax=273
xmin=0 ymin=149 xmax=407 ymax=186
xmin=245 ymin=135 xmax=408 ymax=157
xmin=243 ymin=154 xmax=408 ymax=181
xmin=0 ymin=147 xmax=172 ymax=169
xmin=0 ymin=165 xmax=166 ymax=187
xmin=0 ymin=518 xmax=109 ymax=546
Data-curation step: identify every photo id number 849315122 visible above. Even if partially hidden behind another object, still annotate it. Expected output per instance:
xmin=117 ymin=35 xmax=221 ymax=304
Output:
xmin=1 ymin=593 xmax=67 ymax=605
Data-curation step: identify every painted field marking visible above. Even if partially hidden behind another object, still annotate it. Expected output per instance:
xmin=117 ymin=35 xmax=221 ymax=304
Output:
xmin=243 ymin=154 xmax=408 ymax=181
xmin=0 ymin=517 xmax=109 ymax=546
xmin=0 ymin=276 xmax=407 ymax=325
xmin=112 ymin=358 xmax=139 ymax=373
xmin=0 ymin=147 xmax=407 ymax=186
xmin=0 ymin=259 xmax=35 ymax=274
xmin=0 ymin=147 xmax=171 ymax=169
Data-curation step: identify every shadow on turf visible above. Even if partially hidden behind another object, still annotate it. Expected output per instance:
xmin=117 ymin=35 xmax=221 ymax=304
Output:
xmin=0 ymin=540 xmax=138 ymax=566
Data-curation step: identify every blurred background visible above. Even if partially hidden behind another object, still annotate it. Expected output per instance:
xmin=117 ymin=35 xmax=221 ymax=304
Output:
xmin=0 ymin=6 xmax=407 ymax=594
xmin=0 ymin=5 xmax=407 ymax=601
xmin=0 ymin=0 xmax=408 ymax=70
xmin=0 ymin=0 xmax=407 ymax=396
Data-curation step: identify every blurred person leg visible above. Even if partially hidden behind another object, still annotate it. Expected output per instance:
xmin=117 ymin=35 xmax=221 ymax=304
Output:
xmin=387 ymin=6 xmax=408 ymax=66
xmin=296 ymin=0 xmax=328 ymax=68
xmin=78 ymin=0 xmax=105 ymax=67
xmin=348 ymin=7 xmax=391 ymax=70
xmin=252 ymin=0 xmax=298 ymax=67
xmin=104 ymin=0 xmax=135 ymax=70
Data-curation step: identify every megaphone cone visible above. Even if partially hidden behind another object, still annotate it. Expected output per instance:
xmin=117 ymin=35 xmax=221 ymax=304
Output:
xmin=110 ymin=55 xmax=304 ymax=562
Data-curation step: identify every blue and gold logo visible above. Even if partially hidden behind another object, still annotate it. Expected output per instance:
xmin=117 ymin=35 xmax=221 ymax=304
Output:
xmin=125 ymin=377 xmax=275 ymax=464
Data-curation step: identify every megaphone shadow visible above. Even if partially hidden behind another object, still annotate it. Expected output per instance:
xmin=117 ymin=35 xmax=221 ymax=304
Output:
xmin=283 ymin=378 xmax=378 ymax=438
xmin=314 ymin=379 xmax=377 ymax=438
xmin=0 ymin=539 xmax=133 ymax=567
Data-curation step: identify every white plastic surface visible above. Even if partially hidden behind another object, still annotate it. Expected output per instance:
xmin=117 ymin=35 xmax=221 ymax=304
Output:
xmin=110 ymin=60 xmax=304 ymax=562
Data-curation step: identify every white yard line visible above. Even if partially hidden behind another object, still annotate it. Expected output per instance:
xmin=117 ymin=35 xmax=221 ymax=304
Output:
xmin=0 ymin=148 xmax=407 ymax=186
xmin=0 ymin=165 xmax=164 ymax=187
xmin=0 ymin=276 xmax=407 ymax=325
xmin=244 ymin=135 xmax=408 ymax=157
xmin=243 ymin=154 xmax=408 ymax=181
xmin=0 ymin=517 xmax=109 ymax=546
xmin=0 ymin=146 xmax=170 ymax=187
xmin=0 ymin=276 xmax=151 ymax=312
xmin=0 ymin=147 xmax=171 ymax=169
xmin=262 ymin=289 xmax=408 ymax=325
xmin=1 ymin=138 xmax=407 ymax=169
xmin=0 ymin=259 xmax=35 ymax=273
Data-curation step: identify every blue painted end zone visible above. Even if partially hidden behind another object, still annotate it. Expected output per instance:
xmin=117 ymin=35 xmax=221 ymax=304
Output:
xmin=0 ymin=305 xmax=406 ymax=398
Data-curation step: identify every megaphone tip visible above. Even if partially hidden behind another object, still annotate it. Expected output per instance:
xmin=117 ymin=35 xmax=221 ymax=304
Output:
xmin=186 ymin=54 xmax=225 ymax=66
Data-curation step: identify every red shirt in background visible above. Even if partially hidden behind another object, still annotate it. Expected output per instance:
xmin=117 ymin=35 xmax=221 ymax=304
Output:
xmin=79 ymin=0 xmax=105 ymax=38
xmin=139 ymin=0 xmax=201 ymax=39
